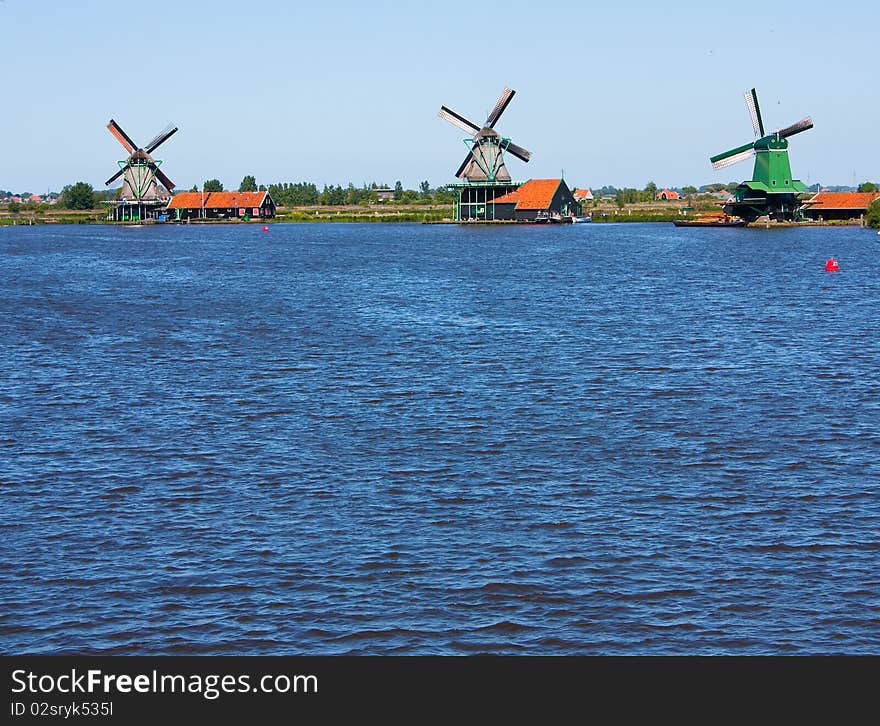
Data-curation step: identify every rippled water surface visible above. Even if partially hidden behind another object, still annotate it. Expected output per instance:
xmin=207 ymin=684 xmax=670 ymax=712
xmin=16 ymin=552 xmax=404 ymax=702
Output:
xmin=1 ymin=222 xmax=878 ymax=654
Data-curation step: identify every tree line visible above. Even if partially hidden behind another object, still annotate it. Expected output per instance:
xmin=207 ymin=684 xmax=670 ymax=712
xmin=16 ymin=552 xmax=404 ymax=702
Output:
xmin=5 ymin=179 xmax=877 ymax=212
xmin=179 ymin=177 xmax=455 ymax=206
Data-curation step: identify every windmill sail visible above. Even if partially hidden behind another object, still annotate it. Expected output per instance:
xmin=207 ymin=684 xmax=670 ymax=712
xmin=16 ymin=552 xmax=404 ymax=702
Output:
xmin=744 ymin=88 xmax=765 ymax=137
xmin=153 ymin=167 xmax=175 ymax=192
xmin=438 ymin=106 xmax=480 ymax=135
xmin=778 ymin=117 xmax=813 ymax=139
xmin=105 ymin=167 xmax=126 ymax=187
xmin=710 ymin=141 xmax=756 ymax=170
xmin=145 ymin=124 xmax=178 ymax=154
xmin=107 ymin=119 xmax=137 ymax=153
xmin=505 ymin=140 xmax=532 ymax=163
xmin=485 ymin=88 xmax=515 ymax=128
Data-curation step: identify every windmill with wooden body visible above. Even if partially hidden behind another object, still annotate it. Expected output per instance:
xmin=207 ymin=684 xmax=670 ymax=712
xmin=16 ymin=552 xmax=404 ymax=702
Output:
xmin=439 ymin=87 xmax=532 ymax=183
xmin=105 ymin=119 xmax=178 ymax=222
xmin=439 ymin=88 xmax=532 ymax=220
xmin=710 ymin=88 xmax=813 ymax=222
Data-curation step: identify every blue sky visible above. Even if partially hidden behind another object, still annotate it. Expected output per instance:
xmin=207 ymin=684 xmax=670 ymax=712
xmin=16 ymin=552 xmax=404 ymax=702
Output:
xmin=1 ymin=0 xmax=877 ymax=193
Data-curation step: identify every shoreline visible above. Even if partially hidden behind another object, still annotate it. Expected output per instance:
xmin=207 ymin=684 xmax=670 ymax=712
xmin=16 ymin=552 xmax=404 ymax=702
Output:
xmin=1 ymin=218 xmax=872 ymax=228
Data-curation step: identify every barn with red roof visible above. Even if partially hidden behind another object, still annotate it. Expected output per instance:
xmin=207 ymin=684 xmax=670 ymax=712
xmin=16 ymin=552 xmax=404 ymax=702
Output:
xmin=801 ymin=191 xmax=880 ymax=221
xmin=166 ymin=190 xmax=276 ymax=221
xmin=488 ymin=178 xmax=580 ymax=222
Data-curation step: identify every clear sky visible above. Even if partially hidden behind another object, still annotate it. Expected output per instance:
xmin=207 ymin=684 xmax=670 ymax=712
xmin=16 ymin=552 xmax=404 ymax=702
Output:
xmin=1 ymin=0 xmax=877 ymax=193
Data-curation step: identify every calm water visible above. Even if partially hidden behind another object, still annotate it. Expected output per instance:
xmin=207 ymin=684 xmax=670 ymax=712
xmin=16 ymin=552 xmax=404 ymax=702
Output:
xmin=1 ymin=222 xmax=878 ymax=655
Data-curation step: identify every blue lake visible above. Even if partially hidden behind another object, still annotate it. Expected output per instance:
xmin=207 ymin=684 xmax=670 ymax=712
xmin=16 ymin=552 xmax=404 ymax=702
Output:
xmin=1 ymin=221 xmax=878 ymax=654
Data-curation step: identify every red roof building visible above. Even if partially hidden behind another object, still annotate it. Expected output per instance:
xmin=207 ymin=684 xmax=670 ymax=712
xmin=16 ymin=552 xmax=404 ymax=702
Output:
xmin=573 ymin=188 xmax=593 ymax=201
xmin=656 ymin=189 xmax=680 ymax=201
xmin=488 ymin=178 xmax=580 ymax=221
xmin=166 ymin=190 xmax=276 ymax=220
xmin=803 ymin=191 xmax=880 ymax=220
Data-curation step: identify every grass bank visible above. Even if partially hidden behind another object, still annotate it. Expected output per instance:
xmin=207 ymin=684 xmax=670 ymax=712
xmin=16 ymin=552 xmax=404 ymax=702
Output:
xmin=275 ymin=205 xmax=452 ymax=223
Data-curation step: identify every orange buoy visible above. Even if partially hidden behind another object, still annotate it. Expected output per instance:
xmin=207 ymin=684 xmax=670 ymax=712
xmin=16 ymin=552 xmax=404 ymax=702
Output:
xmin=825 ymin=258 xmax=839 ymax=272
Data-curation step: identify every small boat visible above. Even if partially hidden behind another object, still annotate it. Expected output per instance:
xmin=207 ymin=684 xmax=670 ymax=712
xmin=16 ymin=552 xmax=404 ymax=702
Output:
xmin=673 ymin=211 xmax=746 ymax=228
xmin=570 ymin=215 xmax=592 ymax=224
xmin=673 ymin=218 xmax=747 ymax=227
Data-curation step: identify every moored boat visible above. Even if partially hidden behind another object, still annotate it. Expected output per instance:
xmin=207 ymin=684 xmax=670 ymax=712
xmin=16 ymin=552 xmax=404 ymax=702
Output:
xmin=673 ymin=211 xmax=746 ymax=227
xmin=673 ymin=218 xmax=747 ymax=227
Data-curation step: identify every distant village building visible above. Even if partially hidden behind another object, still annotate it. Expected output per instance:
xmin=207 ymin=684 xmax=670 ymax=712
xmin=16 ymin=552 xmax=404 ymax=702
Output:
xmin=573 ymin=188 xmax=594 ymax=202
xmin=802 ymin=191 xmax=880 ymax=221
xmin=488 ymin=178 xmax=581 ymax=222
xmin=375 ymin=188 xmax=395 ymax=201
xmin=656 ymin=189 xmax=680 ymax=201
xmin=166 ymin=191 xmax=276 ymax=221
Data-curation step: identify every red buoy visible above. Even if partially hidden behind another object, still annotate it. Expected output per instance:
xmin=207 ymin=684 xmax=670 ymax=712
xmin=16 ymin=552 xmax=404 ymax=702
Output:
xmin=262 ymin=225 xmax=269 ymax=233
xmin=825 ymin=258 xmax=839 ymax=272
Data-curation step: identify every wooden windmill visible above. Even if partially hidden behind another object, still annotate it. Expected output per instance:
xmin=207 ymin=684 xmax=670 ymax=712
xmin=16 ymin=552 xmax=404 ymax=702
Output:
xmin=105 ymin=119 xmax=178 ymax=221
xmin=439 ymin=88 xmax=531 ymax=183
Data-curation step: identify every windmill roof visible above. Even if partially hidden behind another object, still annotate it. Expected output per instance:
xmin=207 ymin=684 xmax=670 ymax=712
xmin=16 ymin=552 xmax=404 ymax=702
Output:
xmin=167 ymin=191 xmax=268 ymax=210
xmin=807 ymin=191 xmax=880 ymax=210
xmin=491 ymin=179 xmax=562 ymax=210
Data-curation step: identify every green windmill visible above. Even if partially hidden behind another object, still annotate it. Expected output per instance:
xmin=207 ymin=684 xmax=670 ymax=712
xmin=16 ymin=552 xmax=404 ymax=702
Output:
xmin=710 ymin=88 xmax=813 ymax=222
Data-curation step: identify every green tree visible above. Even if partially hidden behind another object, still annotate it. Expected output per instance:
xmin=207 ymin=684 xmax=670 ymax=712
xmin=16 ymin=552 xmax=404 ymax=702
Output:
xmin=8 ymin=201 xmax=21 ymax=214
xmin=858 ymin=181 xmax=877 ymax=193
xmin=394 ymin=180 xmax=403 ymax=201
xmin=345 ymin=183 xmax=360 ymax=206
xmin=61 ymin=182 xmax=95 ymax=209
xmin=433 ymin=187 xmax=453 ymax=204
xmin=203 ymin=179 xmax=224 ymax=192
xmin=682 ymin=186 xmax=698 ymax=195
xmin=644 ymin=181 xmax=658 ymax=200
xmin=867 ymin=199 xmax=880 ymax=228
xmin=239 ymin=175 xmax=257 ymax=192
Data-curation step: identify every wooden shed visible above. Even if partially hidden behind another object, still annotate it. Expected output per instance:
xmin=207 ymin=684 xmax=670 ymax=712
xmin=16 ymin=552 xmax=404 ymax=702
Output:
xmin=167 ymin=191 xmax=276 ymax=220
xmin=489 ymin=178 xmax=580 ymax=222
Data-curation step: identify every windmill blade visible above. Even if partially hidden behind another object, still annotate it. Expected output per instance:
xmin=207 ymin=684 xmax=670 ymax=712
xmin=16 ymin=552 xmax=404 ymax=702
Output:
xmin=438 ymin=106 xmax=480 ymax=135
xmin=105 ymin=167 xmax=126 ymax=187
xmin=145 ymin=123 xmax=178 ymax=153
xmin=710 ymin=141 xmax=756 ymax=170
xmin=711 ymin=148 xmax=755 ymax=171
xmin=504 ymin=140 xmax=531 ymax=163
xmin=485 ymin=87 xmax=515 ymax=128
xmin=107 ymin=119 xmax=137 ymax=153
xmin=778 ymin=117 xmax=813 ymax=139
xmin=454 ymin=147 xmax=476 ymax=179
xmin=152 ymin=166 xmax=175 ymax=192
xmin=744 ymin=89 xmax=765 ymax=137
